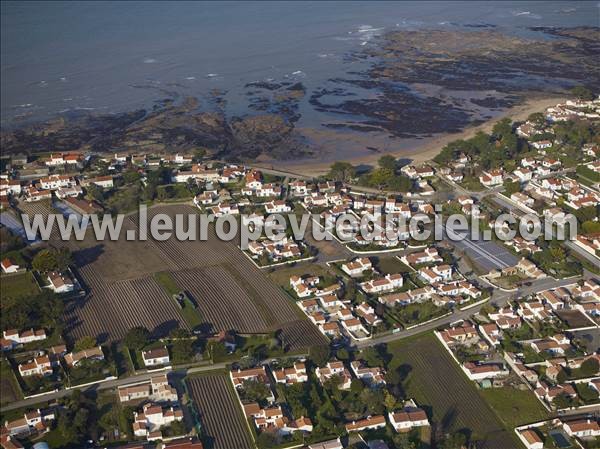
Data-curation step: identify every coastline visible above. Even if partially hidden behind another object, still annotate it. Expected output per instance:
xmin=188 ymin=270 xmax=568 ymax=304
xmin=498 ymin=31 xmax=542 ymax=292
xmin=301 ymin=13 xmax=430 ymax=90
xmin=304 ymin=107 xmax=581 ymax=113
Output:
xmin=263 ymin=94 xmax=565 ymax=177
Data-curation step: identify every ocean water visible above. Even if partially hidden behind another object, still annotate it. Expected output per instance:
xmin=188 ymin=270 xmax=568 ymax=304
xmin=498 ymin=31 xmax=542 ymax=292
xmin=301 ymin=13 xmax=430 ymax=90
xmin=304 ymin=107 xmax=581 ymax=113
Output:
xmin=1 ymin=1 xmax=598 ymax=127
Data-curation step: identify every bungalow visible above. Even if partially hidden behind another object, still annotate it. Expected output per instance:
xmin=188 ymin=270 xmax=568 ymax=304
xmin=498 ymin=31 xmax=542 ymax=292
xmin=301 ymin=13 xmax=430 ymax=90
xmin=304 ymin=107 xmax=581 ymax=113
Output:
xmin=39 ymin=174 xmax=73 ymax=190
xmin=64 ymin=346 xmax=105 ymax=367
xmin=517 ymin=429 xmax=544 ymax=449
xmin=511 ymin=192 xmax=535 ymax=207
xmin=55 ymin=185 xmax=83 ymax=199
xmin=118 ymin=375 xmax=178 ymax=403
xmin=345 ymin=415 xmax=386 ymax=433
xmin=290 ymin=180 xmax=309 ymax=196
xmin=18 ymin=354 xmax=54 ymax=377
xmin=0 ymin=179 xmax=22 ymax=195
xmin=211 ymin=202 xmax=239 ymax=216
xmin=360 ymin=273 xmax=403 ymax=294
xmin=272 ymin=361 xmax=308 ymax=385
xmin=80 ymin=175 xmax=114 ymax=189
xmin=479 ymin=169 xmax=504 ymax=187
xmin=350 ymin=360 xmax=385 ymax=385
xmin=404 ymin=247 xmax=443 ymax=266
xmin=534 ymin=382 xmax=577 ymax=405
xmin=142 ymin=347 xmax=170 ymax=367
xmin=25 ymin=187 xmax=52 ymax=202
xmin=2 ymin=328 xmax=46 ymax=346
xmin=388 ymin=400 xmax=429 ymax=433
xmin=230 ymin=366 xmax=272 ymax=390
xmin=133 ymin=403 xmax=183 ymax=439
xmin=315 ymin=360 xmax=352 ymax=389
xmin=47 ymin=271 xmax=75 ymax=293
xmin=1 ymin=258 xmax=20 ymax=274
xmin=193 ymin=190 xmax=217 ymax=206
xmin=341 ymin=258 xmax=373 ymax=277
xmin=439 ymin=322 xmax=478 ymax=344
xmin=4 ymin=408 xmax=55 ymax=438
xmin=265 ymin=200 xmax=291 ymax=214
xmin=562 ymin=419 xmax=600 ymax=438
xmin=462 ymin=362 xmax=509 ymax=381
xmin=531 ymin=140 xmax=553 ymax=150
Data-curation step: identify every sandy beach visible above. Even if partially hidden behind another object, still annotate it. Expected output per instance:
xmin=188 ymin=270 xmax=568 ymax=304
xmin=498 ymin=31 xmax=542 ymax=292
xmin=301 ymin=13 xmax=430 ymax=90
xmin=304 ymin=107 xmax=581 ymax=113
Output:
xmin=265 ymin=95 xmax=565 ymax=177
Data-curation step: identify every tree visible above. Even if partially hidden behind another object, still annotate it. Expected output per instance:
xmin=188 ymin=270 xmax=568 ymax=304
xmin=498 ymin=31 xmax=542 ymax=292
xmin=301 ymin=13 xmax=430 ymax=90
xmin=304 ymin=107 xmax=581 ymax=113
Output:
xmin=384 ymin=391 xmax=397 ymax=411
xmin=257 ymin=431 xmax=279 ymax=448
xmin=527 ymin=112 xmax=546 ymax=127
xmin=327 ymin=161 xmax=356 ymax=182
xmin=241 ymin=379 xmax=271 ymax=402
xmin=579 ymin=357 xmax=599 ymax=377
xmin=378 ymin=154 xmax=396 ymax=169
xmin=336 ymin=348 xmax=350 ymax=361
xmin=503 ymin=179 xmax=520 ymax=196
xmin=362 ymin=346 xmax=383 ymax=368
xmin=74 ymin=336 xmax=96 ymax=352
xmin=309 ymin=345 xmax=330 ymax=367
xmin=32 ymin=249 xmax=58 ymax=273
xmin=123 ymin=326 xmax=149 ymax=350
xmin=571 ymin=85 xmax=594 ymax=101
xmin=32 ymin=247 xmax=72 ymax=273
xmin=54 ymin=247 xmax=73 ymax=272
xmin=171 ymin=339 xmax=194 ymax=363
xmin=86 ymin=184 xmax=105 ymax=203
xmin=122 ymin=170 xmax=141 ymax=184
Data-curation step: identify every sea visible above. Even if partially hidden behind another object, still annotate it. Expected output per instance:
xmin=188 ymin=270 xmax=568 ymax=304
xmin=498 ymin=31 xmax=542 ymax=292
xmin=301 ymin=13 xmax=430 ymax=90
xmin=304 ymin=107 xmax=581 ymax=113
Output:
xmin=1 ymin=1 xmax=598 ymax=129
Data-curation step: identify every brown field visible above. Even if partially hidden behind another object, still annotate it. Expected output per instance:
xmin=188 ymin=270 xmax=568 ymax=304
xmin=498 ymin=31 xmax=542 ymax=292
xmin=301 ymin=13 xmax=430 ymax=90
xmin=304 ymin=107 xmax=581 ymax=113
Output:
xmin=554 ymin=309 xmax=596 ymax=329
xmin=187 ymin=374 xmax=254 ymax=449
xmin=27 ymin=203 xmax=325 ymax=350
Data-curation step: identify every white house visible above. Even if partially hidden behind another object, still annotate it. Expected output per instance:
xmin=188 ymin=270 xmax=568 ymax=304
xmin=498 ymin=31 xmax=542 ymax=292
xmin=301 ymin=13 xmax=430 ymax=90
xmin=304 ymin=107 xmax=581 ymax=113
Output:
xmin=1 ymin=258 xmax=20 ymax=273
xmin=388 ymin=401 xmax=429 ymax=432
xmin=341 ymin=258 xmax=373 ymax=277
xmin=133 ymin=403 xmax=183 ymax=438
xmin=479 ymin=169 xmax=504 ymax=187
xmin=517 ymin=429 xmax=544 ymax=449
xmin=265 ymin=200 xmax=291 ymax=214
xmin=47 ymin=271 xmax=75 ymax=293
xmin=142 ymin=347 xmax=170 ymax=367
xmin=562 ymin=419 xmax=600 ymax=438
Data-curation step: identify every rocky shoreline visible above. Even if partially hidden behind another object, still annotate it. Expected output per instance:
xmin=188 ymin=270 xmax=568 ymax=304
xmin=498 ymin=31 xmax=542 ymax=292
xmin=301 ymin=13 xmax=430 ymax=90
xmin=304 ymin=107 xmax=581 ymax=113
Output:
xmin=1 ymin=26 xmax=598 ymax=164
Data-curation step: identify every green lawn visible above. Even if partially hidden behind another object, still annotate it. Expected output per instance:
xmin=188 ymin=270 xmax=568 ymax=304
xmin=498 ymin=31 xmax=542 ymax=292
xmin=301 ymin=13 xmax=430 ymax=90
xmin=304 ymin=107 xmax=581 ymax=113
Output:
xmin=479 ymin=387 xmax=550 ymax=429
xmin=0 ymin=360 xmax=22 ymax=405
xmin=179 ymin=297 xmax=203 ymax=329
xmin=459 ymin=176 xmax=485 ymax=192
xmin=154 ymin=271 xmax=180 ymax=295
xmin=0 ymin=271 xmax=40 ymax=301
xmin=154 ymin=271 xmax=203 ymax=329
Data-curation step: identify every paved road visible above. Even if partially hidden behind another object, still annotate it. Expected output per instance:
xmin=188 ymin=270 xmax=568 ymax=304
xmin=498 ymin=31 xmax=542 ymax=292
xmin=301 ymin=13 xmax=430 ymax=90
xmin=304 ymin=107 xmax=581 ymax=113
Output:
xmin=0 ymin=362 xmax=228 ymax=413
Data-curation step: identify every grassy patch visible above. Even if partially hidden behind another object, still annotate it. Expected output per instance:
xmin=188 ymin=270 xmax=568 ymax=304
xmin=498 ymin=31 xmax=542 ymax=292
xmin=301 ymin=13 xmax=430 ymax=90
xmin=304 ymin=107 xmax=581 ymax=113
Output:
xmin=459 ymin=176 xmax=485 ymax=192
xmin=0 ymin=360 xmax=22 ymax=405
xmin=179 ymin=298 xmax=203 ymax=329
xmin=154 ymin=271 xmax=203 ymax=329
xmin=479 ymin=387 xmax=550 ymax=429
xmin=154 ymin=271 xmax=180 ymax=295
xmin=0 ymin=271 xmax=40 ymax=301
